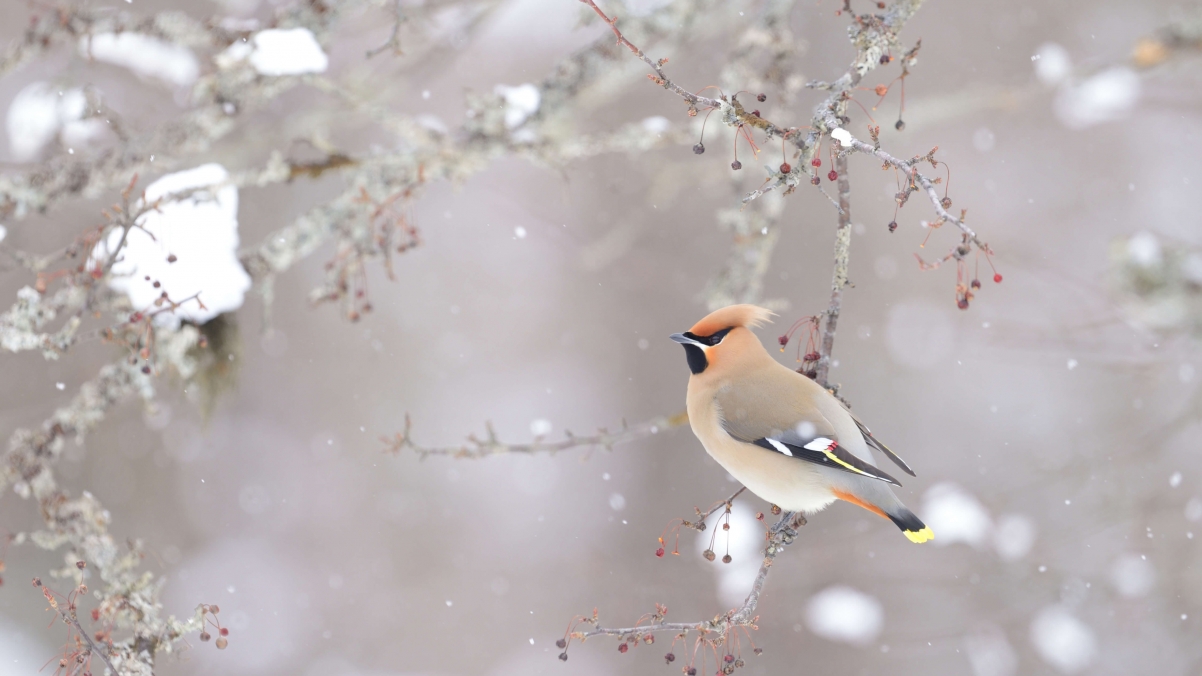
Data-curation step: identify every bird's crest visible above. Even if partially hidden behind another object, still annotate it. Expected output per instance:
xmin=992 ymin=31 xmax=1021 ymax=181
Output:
xmin=689 ymin=304 xmax=775 ymax=337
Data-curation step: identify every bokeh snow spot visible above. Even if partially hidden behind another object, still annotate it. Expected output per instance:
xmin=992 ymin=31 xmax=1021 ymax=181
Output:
xmin=495 ymin=84 xmax=541 ymax=128
xmin=6 ymin=82 xmax=86 ymax=161
xmin=1109 ymin=553 xmax=1155 ymax=598
xmin=993 ymin=513 xmax=1036 ymax=561
xmin=1029 ymin=606 xmax=1096 ymax=674
xmin=1033 ymin=43 xmax=1072 ymax=86
xmin=1054 ymin=67 xmax=1140 ymax=129
xmin=922 ymin=482 xmax=992 ymax=548
xmin=805 ymin=585 xmax=884 ymax=645
xmin=94 ymin=164 xmax=250 ymax=327
xmin=81 ymin=33 xmax=199 ymax=87
xmin=964 ymin=624 xmax=1017 ymax=676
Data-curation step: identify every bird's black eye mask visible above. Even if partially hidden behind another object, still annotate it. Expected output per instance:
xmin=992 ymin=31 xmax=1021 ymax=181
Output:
xmin=678 ymin=327 xmax=733 ymax=374
xmin=683 ymin=327 xmax=733 ymax=346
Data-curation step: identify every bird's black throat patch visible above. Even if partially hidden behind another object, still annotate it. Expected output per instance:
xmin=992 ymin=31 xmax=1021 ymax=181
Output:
xmin=683 ymin=344 xmax=708 ymax=374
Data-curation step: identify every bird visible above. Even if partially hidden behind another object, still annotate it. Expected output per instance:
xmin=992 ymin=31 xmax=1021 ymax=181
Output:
xmin=670 ymin=304 xmax=933 ymax=543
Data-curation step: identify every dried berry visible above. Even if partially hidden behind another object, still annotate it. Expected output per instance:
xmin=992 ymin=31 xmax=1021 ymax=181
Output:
xmin=724 ymin=654 xmax=735 ymax=663
xmin=166 ymin=254 xmax=177 ymax=263
xmin=693 ymin=143 xmax=705 ymax=155
xmin=644 ymin=635 xmax=654 ymax=644
xmin=216 ymin=637 xmax=228 ymax=650
xmin=722 ymin=522 xmax=730 ymax=531
xmin=200 ymin=632 xmax=211 ymax=642
xmin=722 ymin=554 xmax=732 ymax=564
xmin=210 ymin=605 xmax=220 ymax=614
xmin=556 ymin=639 xmax=567 ymax=649
xmin=731 ymin=160 xmax=742 ymax=170
xmin=957 ymin=297 xmax=969 ymax=310
xmin=655 ymin=547 xmax=665 ymax=558
xmin=895 ymin=119 xmax=905 ymax=131
xmin=970 ymin=279 xmax=981 ymax=290
xmin=777 ymin=335 xmax=788 ymax=347
xmin=618 ymin=643 xmax=629 ymax=654
xmin=941 ymin=196 xmax=952 ymax=209
xmin=76 ymin=561 xmax=86 ymax=569
xmin=141 ymin=365 xmax=151 ymax=374
xmin=756 ymin=93 xmax=766 ymax=102
xmin=665 ymin=652 xmax=676 ymax=663
xmin=753 ymin=648 xmax=763 ymax=655
xmin=559 ymin=652 xmax=569 ymax=662
xmin=735 ymin=659 xmax=745 ymax=667
xmin=888 ymin=220 xmax=898 ymax=233
xmin=751 ymin=110 xmax=760 ymax=117
xmin=780 ymin=162 xmax=791 ymax=174
xmin=687 ymin=668 xmax=698 ymax=676
xmin=828 ymin=170 xmax=838 ymax=181
xmin=770 ymin=505 xmax=781 ymax=515
xmin=703 ymin=549 xmax=716 ymax=561
xmin=880 ymin=54 xmax=892 ymax=64
xmin=993 ymin=273 xmax=1003 ymax=283
xmin=810 ymin=176 xmax=820 ymax=186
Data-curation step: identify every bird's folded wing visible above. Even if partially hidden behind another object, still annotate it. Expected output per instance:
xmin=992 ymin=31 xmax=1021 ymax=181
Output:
xmin=715 ymin=374 xmax=902 ymax=486
xmin=852 ymin=417 xmax=916 ymax=477
xmin=748 ymin=435 xmax=902 ymax=486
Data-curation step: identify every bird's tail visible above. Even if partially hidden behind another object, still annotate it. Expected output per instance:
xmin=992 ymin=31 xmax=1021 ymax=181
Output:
xmin=887 ymin=508 xmax=934 ymax=544
xmin=833 ymin=489 xmax=934 ymax=544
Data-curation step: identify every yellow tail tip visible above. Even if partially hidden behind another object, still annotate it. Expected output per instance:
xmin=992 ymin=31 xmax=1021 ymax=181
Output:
xmin=903 ymin=527 xmax=934 ymax=544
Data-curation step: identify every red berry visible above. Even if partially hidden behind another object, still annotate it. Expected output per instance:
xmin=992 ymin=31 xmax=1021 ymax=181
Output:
xmin=779 ymin=162 xmax=791 ymax=174
xmin=655 ymin=547 xmax=665 ymax=558
xmin=618 ymin=643 xmax=628 ymax=653
xmin=777 ymin=335 xmax=789 ymax=347
xmin=993 ymin=273 xmax=1003 ymax=283
xmin=957 ymin=298 xmax=969 ymax=310
xmin=828 ymin=170 xmax=838 ymax=181
xmin=725 ymin=655 xmax=735 ymax=663
xmin=811 ymin=158 xmax=821 ymax=167
xmin=219 ymin=628 xmax=229 ymax=636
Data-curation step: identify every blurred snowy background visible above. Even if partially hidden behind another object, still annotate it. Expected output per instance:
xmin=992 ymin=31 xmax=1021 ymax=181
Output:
xmin=1 ymin=0 xmax=1201 ymax=675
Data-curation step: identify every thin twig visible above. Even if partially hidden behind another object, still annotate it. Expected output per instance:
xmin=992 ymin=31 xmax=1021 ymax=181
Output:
xmin=383 ymin=412 xmax=688 ymax=459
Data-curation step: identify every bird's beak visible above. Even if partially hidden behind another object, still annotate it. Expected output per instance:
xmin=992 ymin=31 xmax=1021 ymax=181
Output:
xmin=669 ymin=333 xmax=704 ymax=347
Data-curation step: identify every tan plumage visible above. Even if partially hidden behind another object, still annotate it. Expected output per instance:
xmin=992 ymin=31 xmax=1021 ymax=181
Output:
xmin=671 ymin=304 xmax=933 ymax=543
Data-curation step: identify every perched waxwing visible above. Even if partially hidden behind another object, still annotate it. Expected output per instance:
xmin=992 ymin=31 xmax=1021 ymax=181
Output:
xmin=670 ymin=304 xmax=933 ymax=543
